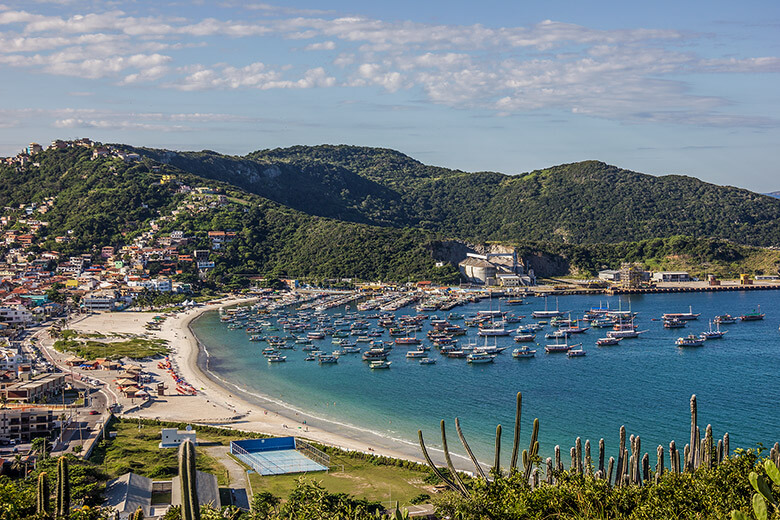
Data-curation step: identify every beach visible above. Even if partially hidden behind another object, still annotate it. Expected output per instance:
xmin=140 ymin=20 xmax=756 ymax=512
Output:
xmin=63 ymin=300 xmax=425 ymax=465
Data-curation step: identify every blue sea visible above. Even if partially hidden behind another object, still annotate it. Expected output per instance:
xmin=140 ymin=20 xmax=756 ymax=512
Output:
xmin=190 ymin=291 xmax=780 ymax=468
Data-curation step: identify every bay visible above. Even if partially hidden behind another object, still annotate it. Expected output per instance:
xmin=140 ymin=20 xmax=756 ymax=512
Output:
xmin=191 ymin=290 xmax=780 ymax=466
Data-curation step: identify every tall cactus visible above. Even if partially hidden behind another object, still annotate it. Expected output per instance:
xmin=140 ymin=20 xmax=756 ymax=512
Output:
xmin=723 ymin=433 xmax=730 ymax=461
xmin=509 ymin=392 xmax=522 ymax=474
xmin=655 ymin=445 xmax=665 ymax=484
xmin=575 ymin=437 xmax=582 ymax=475
xmin=522 ymin=418 xmax=539 ymax=484
xmin=178 ymin=439 xmax=201 ymax=520
xmin=493 ymin=424 xmax=502 ymax=476
xmin=598 ymin=439 xmax=605 ymax=478
xmin=37 ymin=471 xmax=50 ymax=517
xmin=454 ymin=418 xmax=488 ymax=481
xmin=704 ymin=424 xmax=713 ymax=470
xmin=131 ymin=506 xmax=145 ymax=520
xmin=642 ymin=453 xmax=650 ymax=483
xmin=417 ymin=430 xmax=463 ymax=496
xmin=440 ymin=421 xmax=468 ymax=495
xmin=616 ymin=426 xmax=626 ymax=487
xmin=584 ymin=440 xmax=592 ymax=477
xmin=607 ymin=457 xmax=614 ymax=486
xmin=669 ymin=441 xmax=679 ymax=474
xmin=56 ymin=456 xmax=70 ymax=518
xmin=687 ymin=395 xmax=697 ymax=472
xmin=545 ymin=457 xmax=553 ymax=485
xmin=554 ymin=445 xmax=561 ymax=473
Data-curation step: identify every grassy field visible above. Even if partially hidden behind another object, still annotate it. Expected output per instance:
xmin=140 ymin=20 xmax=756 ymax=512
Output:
xmin=53 ymin=336 xmax=169 ymax=360
xmin=89 ymin=419 xmax=232 ymax=485
xmin=246 ymin=450 xmax=433 ymax=507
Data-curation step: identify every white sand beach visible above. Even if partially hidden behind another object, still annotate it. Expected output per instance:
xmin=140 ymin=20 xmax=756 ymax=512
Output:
xmin=65 ymin=300 xmax=425 ymax=464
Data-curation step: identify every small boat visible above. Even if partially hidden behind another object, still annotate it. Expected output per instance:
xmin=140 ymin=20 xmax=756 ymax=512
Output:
xmin=318 ymin=355 xmax=339 ymax=364
xmin=405 ymin=350 xmax=428 ymax=358
xmin=513 ymin=333 xmax=536 ymax=342
xmin=567 ymin=348 xmax=586 ymax=357
xmin=419 ymin=358 xmax=437 ymax=365
xmin=663 ymin=318 xmax=687 ymax=329
xmin=676 ymin=334 xmax=705 ymax=347
xmin=395 ymin=337 xmax=422 ymax=345
xmin=467 ymin=352 xmax=495 ymax=364
xmin=267 ymin=355 xmax=286 ymax=363
xmin=545 ymin=341 xmax=580 ymax=353
xmin=512 ymin=346 xmax=536 ymax=358
xmin=700 ymin=321 xmax=727 ymax=340
xmin=714 ymin=314 xmax=737 ymax=325
xmin=477 ymin=325 xmax=510 ymax=336
xmin=304 ymin=356 xmax=316 ymax=361
xmin=596 ymin=337 xmax=622 ymax=346
xmin=362 ymin=349 xmax=389 ymax=361
xmin=662 ymin=306 xmax=700 ymax=321
xmin=740 ymin=306 xmax=765 ymax=321
xmin=369 ymin=360 xmax=391 ymax=369
xmin=532 ymin=297 xmax=566 ymax=319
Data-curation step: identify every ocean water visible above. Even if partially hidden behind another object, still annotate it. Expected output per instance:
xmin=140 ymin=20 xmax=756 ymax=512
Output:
xmin=190 ymin=291 xmax=780 ymax=468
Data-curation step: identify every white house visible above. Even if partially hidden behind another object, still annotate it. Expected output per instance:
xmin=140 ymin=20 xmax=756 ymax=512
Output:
xmin=159 ymin=427 xmax=197 ymax=448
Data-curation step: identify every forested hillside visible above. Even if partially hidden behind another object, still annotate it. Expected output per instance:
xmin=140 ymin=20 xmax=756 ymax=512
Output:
xmin=129 ymin=144 xmax=780 ymax=246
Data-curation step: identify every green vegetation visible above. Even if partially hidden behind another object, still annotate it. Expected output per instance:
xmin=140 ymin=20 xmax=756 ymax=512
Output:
xmin=53 ymin=337 xmax=168 ymax=360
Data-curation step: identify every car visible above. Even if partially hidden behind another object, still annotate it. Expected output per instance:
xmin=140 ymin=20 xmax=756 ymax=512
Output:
xmin=89 ymin=410 xmax=100 ymax=415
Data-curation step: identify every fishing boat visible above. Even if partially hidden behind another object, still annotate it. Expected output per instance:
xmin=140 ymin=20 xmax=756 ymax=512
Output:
xmin=676 ymin=334 xmax=705 ymax=347
xmin=445 ymin=350 xmax=468 ymax=358
xmin=405 ymin=350 xmax=427 ymax=358
xmin=714 ymin=314 xmax=737 ymax=325
xmin=545 ymin=340 xmax=580 ymax=353
xmin=596 ymin=337 xmax=622 ymax=346
xmin=567 ymin=347 xmax=586 ymax=357
xmin=662 ymin=306 xmax=700 ymax=321
xmin=307 ymin=331 xmax=325 ymax=340
xmin=512 ymin=346 xmax=536 ymax=358
xmin=419 ymin=357 xmax=437 ymax=365
xmin=467 ymin=352 xmax=495 ymax=363
xmin=740 ymin=306 xmax=765 ymax=321
xmin=369 ymin=360 xmax=391 ymax=369
xmin=513 ymin=333 xmax=536 ymax=342
xmin=477 ymin=324 xmax=510 ymax=336
xmin=267 ymin=355 xmax=286 ymax=363
xmin=395 ymin=336 xmax=422 ymax=345
xmin=318 ymin=355 xmax=339 ymax=364
xmin=362 ymin=348 xmax=389 ymax=361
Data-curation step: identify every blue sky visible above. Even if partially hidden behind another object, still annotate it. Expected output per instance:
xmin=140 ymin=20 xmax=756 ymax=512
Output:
xmin=0 ymin=1 xmax=778 ymax=191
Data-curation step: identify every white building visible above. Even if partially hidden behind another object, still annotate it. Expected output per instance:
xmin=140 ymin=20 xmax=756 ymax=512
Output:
xmin=651 ymin=271 xmax=692 ymax=283
xmin=0 ymin=305 xmax=33 ymax=325
xmin=160 ymin=427 xmax=197 ymax=448
xmin=0 ymin=347 xmax=25 ymax=371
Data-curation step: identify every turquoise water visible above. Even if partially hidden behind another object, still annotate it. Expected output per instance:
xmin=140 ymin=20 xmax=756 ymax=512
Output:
xmin=191 ymin=291 xmax=780 ymax=467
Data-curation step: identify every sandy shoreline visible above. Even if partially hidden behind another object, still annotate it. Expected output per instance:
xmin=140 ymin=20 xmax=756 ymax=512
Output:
xmin=68 ymin=300 xmax=430 ymax=466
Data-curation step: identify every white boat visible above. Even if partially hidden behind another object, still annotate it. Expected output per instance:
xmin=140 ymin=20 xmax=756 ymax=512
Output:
xmin=532 ymin=297 xmax=566 ymax=319
xmin=700 ymin=321 xmax=727 ymax=340
xmin=596 ymin=337 xmax=622 ymax=346
xmin=467 ymin=352 xmax=495 ymax=363
xmin=512 ymin=346 xmax=536 ymax=358
xmin=567 ymin=348 xmax=586 ymax=357
xmin=419 ymin=358 xmax=437 ymax=365
xmin=369 ymin=360 xmax=391 ymax=369
xmin=545 ymin=341 xmax=580 ymax=353
xmin=676 ymin=334 xmax=704 ymax=347
xmin=405 ymin=350 xmax=428 ymax=358
xmin=267 ymin=355 xmax=286 ymax=363
xmin=513 ymin=333 xmax=536 ymax=342
xmin=662 ymin=306 xmax=700 ymax=321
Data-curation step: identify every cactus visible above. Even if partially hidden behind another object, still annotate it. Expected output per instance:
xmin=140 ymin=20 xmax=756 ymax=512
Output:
xmin=570 ymin=447 xmax=576 ymax=472
xmin=717 ymin=439 xmax=723 ymax=466
xmin=545 ymin=457 xmax=553 ymax=485
xmin=607 ymin=457 xmax=614 ymax=486
xmin=55 ymin=456 xmax=70 ymax=518
xmin=37 ymin=471 xmax=50 ymax=517
xmin=131 ymin=507 xmax=145 ymax=520
xmin=554 ymin=445 xmax=561 ymax=473
xmin=731 ymin=459 xmax=780 ymax=520
xmin=178 ymin=439 xmax=201 ymax=520
xmin=509 ymin=392 xmax=522 ymax=474
xmin=574 ymin=437 xmax=582 ymax=475
xmin=695 ymin=426 xmax=702 ymax=469
xmin=493 ymin=424 xmax=502 ymax=476
xmin=687 ymin=395 xmax=697 ymax=472
xmin=669 ymin=441 xmax=679 ymax=474
xmin=585 ymin=440 xmax=592 ymax=477
xmin=655 ymin=445 xmax=665 ymax=484
xmin=616 ymin=426 xmax=626 ymax=487
xmin=598 ymin=439 xmax=605 ymax=478
xmin=642 ymin=453 xmax=650 ymax=483
xmin=684 ymin=444 xmax=690 ymax=474
xmin=417 ymin=430 xmax=462 ymax=495
xmin=724 ymin=433 xmax=730 ymax=461
xmin=455 ymin=418 xmax=488 ymax=481
xmin=440 ymin=421 xmax=468 ymax=495
xmin=522 ymin=418 xmax=539 ymax=484
xmin=704 ymin=424 xmax=713 ymax=470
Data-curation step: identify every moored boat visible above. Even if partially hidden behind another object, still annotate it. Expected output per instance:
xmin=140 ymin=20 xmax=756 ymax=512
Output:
xmin=512 ymin=346 xmax=536 ymax=358
xmin=676 ymin=334 xmax=705 ymax=347
xmin=596 ymin=337 xmax=622 ymax=346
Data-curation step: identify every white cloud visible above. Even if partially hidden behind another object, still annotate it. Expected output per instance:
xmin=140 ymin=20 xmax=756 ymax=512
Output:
xmin=304 ymin=40 xmax=335 ymax=51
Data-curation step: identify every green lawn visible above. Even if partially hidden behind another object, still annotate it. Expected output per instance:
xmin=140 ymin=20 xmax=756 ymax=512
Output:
xmin=247 ymin=451 xmax=433 ymax=507
xmin=54 ymin=336 xmax=169 ymax=360
xmin=89 ymin=419 xmax=232 ymax=485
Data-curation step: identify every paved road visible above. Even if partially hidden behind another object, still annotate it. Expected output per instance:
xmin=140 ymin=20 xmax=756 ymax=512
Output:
xmin=204 ymin=446 xmax=251 ymax=510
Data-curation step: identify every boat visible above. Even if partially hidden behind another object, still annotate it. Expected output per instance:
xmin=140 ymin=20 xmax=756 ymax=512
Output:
xmin=369 ymin=360 xmax=391 ymax=369
xmin=662 ymin=306 xmax=700 ymax=321
xmin=740 ymin=306 xmax=765 ymax=321
xmin=532 ymin=297 xmax=566 ymax=319
xmin=477 ymin=324 xmax=510 ymax=336
xmin=676 ymin=334 xmax=705 ymax=347
xmin=267 ymin=355 xmax=286 ymax=363
xmin=567 ymin=347 xmax=586 ymax=357
xmin=596 ymin=337 xmax=622 ymax=346
xmin=467 ymin=352 xmax=495 ymax=363
xmin=700 ymin=321 xmax=727 ymax=340
xmin=362 ymin=349 xmax=390 ymax=361
xmin=405 ymin=350 xmax=428 ymax=358
xmin=714 ymin=314 xmax=737 ymax=325
xmin=545 ymin=341 xmax=580 ymax=353
xmin=513 ymin=333 xmax=536 ymax=342
xmin=395 ymin=336 xmax=422 ymax=345
xmin=419 ymin=358 xmax=437 ymax=365
xmin=307 ymin=331 xmax=325 ymax=340
xmin=512 ymin=346 xmax=536 ymax=358
xmin=663 ymin=318 xmax=687 ymax=329
xmin=318 ymin=355 xmax=339 ymax=364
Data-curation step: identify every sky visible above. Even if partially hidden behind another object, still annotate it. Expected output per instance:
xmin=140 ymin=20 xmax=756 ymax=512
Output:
xmin=0 ymin=1 xmax=778 ymax=191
